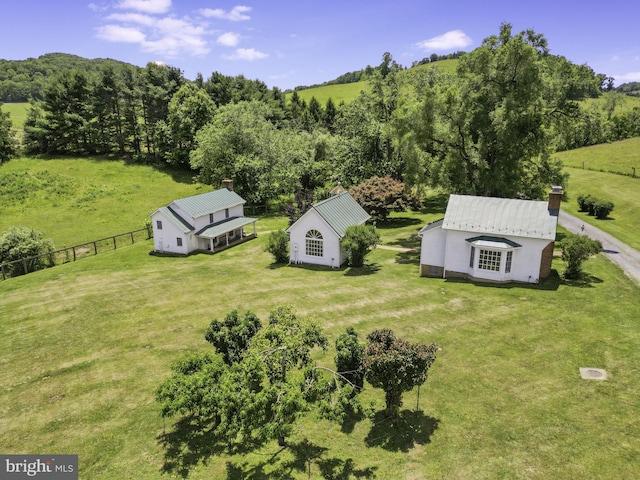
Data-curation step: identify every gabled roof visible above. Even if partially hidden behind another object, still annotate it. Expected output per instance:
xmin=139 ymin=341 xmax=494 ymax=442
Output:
xmin=418 ymin=218 xmax=444 ymax=236
xmin=442 ymin=194 xmax=557 ymax=240
xmin=171 ymin=188 xmax=246 ymax=218
xmin=155 ymin=206 xmax=193 ymax=233
xmin=287 ymin=192 xmax=370 ymax=238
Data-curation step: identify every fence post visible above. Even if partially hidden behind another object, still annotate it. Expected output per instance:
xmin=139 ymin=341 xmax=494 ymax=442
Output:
xmin=130 ymin=231 xmax=134 ymax=244
xmin=22 ymin=257 xmax=28 ymax=274
xmin=93 ymin=242 xmax=98 ymax=255
xmin=72 ymin=246 xmax=76 ymax=261
xmin=1 ymin=263 xmax=6 ymax=281
xmin=113 ymin=236 xmax=117 ymax=250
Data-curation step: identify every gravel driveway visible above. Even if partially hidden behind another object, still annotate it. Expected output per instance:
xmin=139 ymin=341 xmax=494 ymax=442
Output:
xmin=558 ymin=211 xmax=640 ymax=285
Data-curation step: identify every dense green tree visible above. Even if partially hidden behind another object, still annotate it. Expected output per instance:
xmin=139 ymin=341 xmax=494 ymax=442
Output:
xmin=0 ymin=104 xmax=17 ymax=163
xmin=559 ymin=233 xmax=602 ymax=279
xmin=162 ymin=83 xmax=216 ymax=166
xmin=334 ymin=327 xmax=365 ymax=391
xmin=157 ymin=305 xmax=327 ymax=448
xmin=0 ymin=226 xmax=55 ymax=277
xmin=204 ymin=310 xmax=262 ymax=365
xmin=190 ymin=101 xmax=310 ymax=204
xmin=428 ymin=23 xmax=586 ymax=198
xmin=363 ymin=329 xmax=437 ymax=418
xmin=341 ymin=224 xmax=380 ymax=267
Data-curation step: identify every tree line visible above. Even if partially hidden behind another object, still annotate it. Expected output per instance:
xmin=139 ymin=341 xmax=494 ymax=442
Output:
xmin=2 ymin=24 xmax=639 ymax=205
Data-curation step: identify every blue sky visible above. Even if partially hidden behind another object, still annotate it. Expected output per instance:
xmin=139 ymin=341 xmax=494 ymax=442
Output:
xmin=1 ymin=0 xmax=639 ymax=90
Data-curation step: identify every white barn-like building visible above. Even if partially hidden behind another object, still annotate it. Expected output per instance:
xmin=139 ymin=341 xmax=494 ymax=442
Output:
xmin=150 ymin=180 xmax=257 ymax=255
xmin=286 ymin=192 xmax=370 ymax=267
xmin=419 ymin=188 xmax=562 ymax=283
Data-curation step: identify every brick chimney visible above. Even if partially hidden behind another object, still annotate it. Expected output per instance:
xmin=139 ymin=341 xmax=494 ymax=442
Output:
xmin=222 ymin=179 xmax=233 ymax=191
xmin=548 ymin=186 xmax=563 ymax=216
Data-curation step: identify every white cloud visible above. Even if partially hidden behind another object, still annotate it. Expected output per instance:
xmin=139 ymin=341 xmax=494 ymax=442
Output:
xmin=614 ymin=71 xmax=640 ymax=83
xmin=611 ymin=55 xmax=621 ymax=62
xmin=224 ymin=48 xmax=268 ymax=61
xmin=217 ymin=32 xmax=240 ymax=47
xmin=417 ymin=30 xmax=472 ymax=51
xmin=96 ymin=3 xmax=210 ymax=57
xmin=107 ymin=12 xmax=156 ymax=26
xmin=96 ymin=24 xmax=146 ymax=43
xmin=117 ymin=0 xmax=171 ymax=14
xmin=200 ymin=5 xmax=251 ymax=21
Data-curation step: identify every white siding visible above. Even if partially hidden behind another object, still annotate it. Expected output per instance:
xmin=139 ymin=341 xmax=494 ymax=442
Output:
xmin=151 ymin=211 xmax=189 ymax=255
xmin=192 ymin=204 xmax=244 ymax=232
xmin=288 ymin=210 xmax=342 ymax=267
xmin=420 ymin=227 xmax=447 ymax=268
xmin=443 ymin=230 xmax=550 ymax=283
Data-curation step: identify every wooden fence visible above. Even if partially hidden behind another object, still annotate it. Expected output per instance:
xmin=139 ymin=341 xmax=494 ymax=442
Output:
xmin=0 ymin=226 xmax=152 ymax=281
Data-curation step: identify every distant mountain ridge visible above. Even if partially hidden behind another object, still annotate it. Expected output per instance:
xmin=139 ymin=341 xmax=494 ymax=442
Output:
xmin=0 ymin=53 xmax=139 ymax=102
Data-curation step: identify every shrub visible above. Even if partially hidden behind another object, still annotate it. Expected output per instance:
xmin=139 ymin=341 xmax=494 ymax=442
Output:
xmin=559 ymin=233 xmax=602 ymax=279
xmin=349 ymin=176 xmax=409 ymax=220
xmin=265 ymin=230 xmax=289 ymax=263
xmin=0 ymin=226 xmax=55 ymax=277
xmin=593 ymin=200 xmax=614 ymax=219
xmin=577 ymin=194 xmax=593 ymax=212
xmin=342 ymin=224 xmax=380 ymax=267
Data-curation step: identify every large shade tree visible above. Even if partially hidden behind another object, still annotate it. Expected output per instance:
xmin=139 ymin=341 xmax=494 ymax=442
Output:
xmin=424 ymin=23 xmax=600 ymax=199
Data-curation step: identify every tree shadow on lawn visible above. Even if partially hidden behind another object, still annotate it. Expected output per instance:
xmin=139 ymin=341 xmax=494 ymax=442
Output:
xmin=344 ymin=263 xmax=381 ymax=276
xmin=561 ymin=273 xmax=604 ymax=288
xmin=157 ymin=415 xmax=263 ymax=478
xmin=394 ymin=249 xmax=420 ymax=265
xmin=365 ymin=410 xmax=439 ymax=453
xmin=375 ymin=216 xmax=422 ymax=229
xmin=226 ymin=438 xmax=378 ymax=480
xmin=420 ymin=193 xmax=449 ymax=215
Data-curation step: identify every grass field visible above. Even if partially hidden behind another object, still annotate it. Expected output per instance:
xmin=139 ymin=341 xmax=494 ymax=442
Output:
xmin=555 ymin=136 xmax=640 ymax=177
xmin=1 ymin=221 xmax=639 ymax=479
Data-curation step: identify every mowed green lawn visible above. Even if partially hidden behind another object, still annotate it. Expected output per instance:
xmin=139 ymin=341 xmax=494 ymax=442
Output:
xmin=555 ymin=136 xmax=640 ymax=177
xmin=1 ymin=216 xmax=639 ymax=478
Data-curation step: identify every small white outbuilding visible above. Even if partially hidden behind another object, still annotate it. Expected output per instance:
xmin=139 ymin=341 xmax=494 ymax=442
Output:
xmin=150 ymin=180 xmax=257 ymax=255
xmin=419 ymin=187 xmax=563 ymax=283
xmin=286 ymin=192 xmax=370 ymax=267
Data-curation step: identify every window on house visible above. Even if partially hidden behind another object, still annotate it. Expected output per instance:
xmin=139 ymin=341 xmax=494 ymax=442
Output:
xmin=305 ymin=229 xmax=323 ymax=257
xmin=176 ymin=238 xmax=183 ymax=247
xmin=156 ymin=220 xmax=162 ymax=230
xmin=225 ymin=208 xmax=230 ymax=219
xmin=469 ymin=247 xmax=475 ymax=268
xmin=478 ymin=249 xmax=502 ymax=271
xmin=505 ymin=251 xmax=513 ymax=273
xmin=209 ymin=213 xmax=214 ymax=224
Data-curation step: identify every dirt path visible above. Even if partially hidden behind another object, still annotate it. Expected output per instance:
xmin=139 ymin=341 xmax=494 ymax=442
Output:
xmin=559 ymin=211 xmax=640 ymax=285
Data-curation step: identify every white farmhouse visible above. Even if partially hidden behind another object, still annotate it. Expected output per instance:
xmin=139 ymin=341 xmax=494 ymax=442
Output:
xmin=150 ymin=180 xmax=257 ymax=255
xmin=419 ymin=187 xmax=563 ymax=283
xmin=286 ymin=192 xmax=370 ymax=267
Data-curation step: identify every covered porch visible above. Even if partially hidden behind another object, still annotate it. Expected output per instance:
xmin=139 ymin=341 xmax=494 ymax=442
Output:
xmin=196 ymin=217 xmax=258 ymax=253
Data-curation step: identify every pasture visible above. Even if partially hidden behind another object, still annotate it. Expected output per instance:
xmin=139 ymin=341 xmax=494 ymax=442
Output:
xmin=1 ymin=137 xmax=640 ymax=478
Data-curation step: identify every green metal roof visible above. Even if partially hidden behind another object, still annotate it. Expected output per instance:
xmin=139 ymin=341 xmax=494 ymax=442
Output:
xmin=172 ymin=188 xmax=246 ymax=218
xmin=311 ymin=192 xmax=370 ymax=238
xmin=157 ymin=206 xmax=193 ymax=233
xmin=196 ymin=217 xmax=257 ymax=239
xmin=442 ymin=195 xmax=557 ymax=240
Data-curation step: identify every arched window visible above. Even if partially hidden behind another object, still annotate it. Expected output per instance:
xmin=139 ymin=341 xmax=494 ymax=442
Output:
xmin=305 ymin=229 xmax=323 ymax=257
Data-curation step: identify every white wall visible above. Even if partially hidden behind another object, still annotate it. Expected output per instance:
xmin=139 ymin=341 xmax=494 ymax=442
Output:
xmin=288 ymin=210 xmax=342 ymax=267
xmin=191 ymin=204 xmax=244 ymax=232
xmin=420 ymin=227 xmax=447 ymax=268
xmin=443 ymin=230 xmax=550 ymax=283
xmin=151 ymin=211 xmax=189 ymax=255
